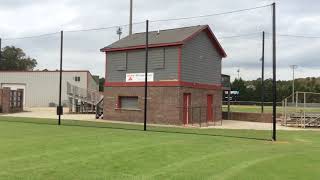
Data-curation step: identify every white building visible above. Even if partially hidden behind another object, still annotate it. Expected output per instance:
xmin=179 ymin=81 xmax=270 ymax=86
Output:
xmin=0 ymin=70 xmax=99 ymax=107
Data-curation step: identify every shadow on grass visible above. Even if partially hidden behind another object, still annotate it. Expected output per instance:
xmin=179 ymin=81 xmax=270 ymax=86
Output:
xmin=0 ymin=117 xmax=272 ymax=142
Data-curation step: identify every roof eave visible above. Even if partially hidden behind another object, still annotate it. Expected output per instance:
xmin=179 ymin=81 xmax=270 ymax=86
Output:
xmin=100 ymin=42 xmax=183 ymax=53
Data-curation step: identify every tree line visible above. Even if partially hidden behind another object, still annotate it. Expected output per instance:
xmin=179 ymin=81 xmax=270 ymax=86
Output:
xmin=0 ymin=46 xmax=37 ymax=71
xmin=231 ymin=77 xmax=320 ymax=102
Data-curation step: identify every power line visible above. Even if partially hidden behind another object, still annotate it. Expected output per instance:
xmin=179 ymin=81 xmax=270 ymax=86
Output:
xmin=218 ymin=32 xmax=261 ymax=39
xmin=265 ymin=32 xmax=320 ymax=39
xmin=64 ymin=21 xmax=145 ymax=33
xmin=1 ymin=4 xmax=272 ymax=40
xmin=150 ymin=4 xmax=272 ymax=23
xmin=2 ymin=32 xmax=60 ymax=41
xmin=5 ymin=4 xmax=320 ymax=41
xmin=277 ymin=34 xmax=320 ymax=39
xmin=1 ymin=21 xmax=146 ymax=40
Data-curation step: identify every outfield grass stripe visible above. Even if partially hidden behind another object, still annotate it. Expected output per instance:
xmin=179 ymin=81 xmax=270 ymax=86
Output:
xmin=210 ymin=154 xmax=287 ymax=180
xmin=0 ymin=136 xmax=181 ymax=177
xmin=0 ymin=118 xmax=320 ymax=179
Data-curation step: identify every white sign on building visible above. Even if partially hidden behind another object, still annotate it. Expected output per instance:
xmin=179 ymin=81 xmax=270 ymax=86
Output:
xmin=126 ymin=73 xmax=154 ymax=82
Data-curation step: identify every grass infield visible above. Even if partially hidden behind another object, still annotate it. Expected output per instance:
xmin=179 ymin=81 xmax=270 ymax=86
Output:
xmin=0 ymin=116 xmax=319 ymax=180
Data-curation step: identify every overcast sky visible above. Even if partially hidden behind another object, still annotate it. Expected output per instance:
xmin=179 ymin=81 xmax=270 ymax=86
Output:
xmin=0 ymin=0 xmax=319 ymax=80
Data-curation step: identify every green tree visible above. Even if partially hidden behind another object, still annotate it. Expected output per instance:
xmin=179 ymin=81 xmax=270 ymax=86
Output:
xmin=231 ymin=78 xmax=248 ymax=101
xmin=99 ymin=78 xmax=105 ymax=92
xmin=0 ymin=46 xmax=37 ymax=71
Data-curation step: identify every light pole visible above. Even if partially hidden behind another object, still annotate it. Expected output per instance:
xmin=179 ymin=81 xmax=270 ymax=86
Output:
xmin=261 ymin=31 xmax=265 ymax=113
xmin=290 ymin=65 xmax=298 ymax=103
xmin=237 ymin=68 xmax=240 ymax=79
xmin=117 ymin=27 xmax=122 ymax=40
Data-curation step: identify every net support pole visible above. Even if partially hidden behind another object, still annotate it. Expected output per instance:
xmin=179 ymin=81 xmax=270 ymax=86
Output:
xmin=144 ymin=20 xmax=149 ymax=131
xmin=58 ymin=30 xmax=64 ymax=125
xmin=272 ymin=2 xmax=277 ymax=141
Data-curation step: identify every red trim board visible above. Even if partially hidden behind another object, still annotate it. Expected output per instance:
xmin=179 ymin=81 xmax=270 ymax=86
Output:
xmin=104 ymin=81 xmax=222 ymax=90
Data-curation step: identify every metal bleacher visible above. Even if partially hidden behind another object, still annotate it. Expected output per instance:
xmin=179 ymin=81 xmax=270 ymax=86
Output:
xmin=282 ymin=92 xmax=320 ymax=128
xmin=67 ymin=82 xmax=103 ymax=115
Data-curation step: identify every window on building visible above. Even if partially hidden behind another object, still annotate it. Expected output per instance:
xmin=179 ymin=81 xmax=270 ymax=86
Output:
xmin=74 ymin=76 xmax=81 ymax=82
xmin=118 ymin=96 xmax=139 ymax=109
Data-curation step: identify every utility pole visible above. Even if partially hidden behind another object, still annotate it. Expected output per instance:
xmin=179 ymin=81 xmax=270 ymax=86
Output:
xmin=272 ymin=2 xmax=277 ymax=141
xmin=129 ymin=0 xmax=133 ymax=35
xmin=261 ymin=31 xmax=265 ymax=113
xmin=290 ymin=65 xmax=298 ymax=103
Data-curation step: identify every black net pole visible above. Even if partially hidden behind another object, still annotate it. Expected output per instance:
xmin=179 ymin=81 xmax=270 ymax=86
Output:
xmin=272 ymin=3 xmax=277 ymax=141
xmin=144 ymin=20 xmax=149 ymax=131
xmin=58 ymin=31 xmax=64 ymax=125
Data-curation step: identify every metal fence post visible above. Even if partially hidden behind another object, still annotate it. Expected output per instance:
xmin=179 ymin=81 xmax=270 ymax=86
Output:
xmin=295 ymin=92 xmax=298 ymax=112
xmin=199 ymin=107 xmax=202 ymax=127
xmin=58 ymin=30 xmax=64 ymax=125
xmin=284 ymin=98 xmax=287 ymax=126
xmin=227 ymin=90 xmax=231 ymax=120
xmin=304 ymin=92 xmax=306 ymax=128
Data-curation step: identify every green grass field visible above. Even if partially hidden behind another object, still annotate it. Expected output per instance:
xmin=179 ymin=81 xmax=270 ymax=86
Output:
xmin=0 ymin=116 xmax=319 ymax=180
xmin=222 ymin=105 xmax=278 ymax=113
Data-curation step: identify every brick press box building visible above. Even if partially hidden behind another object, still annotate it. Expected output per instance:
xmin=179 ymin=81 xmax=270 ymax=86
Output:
xmin=100 ymin=25 xmax=227 ymax=125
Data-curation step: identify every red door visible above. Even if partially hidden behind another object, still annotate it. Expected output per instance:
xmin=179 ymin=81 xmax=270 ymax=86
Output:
xmin=207 ymin=95 xmax=214 ymax=122
xmin=183 ymin=93 xmax=191 ymax=125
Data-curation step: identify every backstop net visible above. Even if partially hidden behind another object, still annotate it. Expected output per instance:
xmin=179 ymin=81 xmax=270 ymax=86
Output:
xmin=0 ymin=3 xmax=280 ymax=141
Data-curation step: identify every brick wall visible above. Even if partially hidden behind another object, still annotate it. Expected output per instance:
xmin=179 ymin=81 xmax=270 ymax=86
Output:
xmin=1 ymin=88 xmax=11 ymax=113
xmin=0 ymin=88 xmax=24 ymax=113
xmin=222 ymin=112 xmax=281 ymax=123
xmin=104 ymin=86 xmax=222 ymax=125
xmin=180 ymin=87 xmax=222 ymax=124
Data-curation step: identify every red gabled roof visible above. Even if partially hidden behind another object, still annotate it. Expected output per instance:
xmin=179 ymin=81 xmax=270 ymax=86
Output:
xmin=100 ymin=25 xmax=227 ymax=58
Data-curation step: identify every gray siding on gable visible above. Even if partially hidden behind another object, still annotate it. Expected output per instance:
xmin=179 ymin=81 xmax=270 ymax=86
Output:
xmin=106 ymin=46 xmax=179 ymax=82
xmin=181 ymin=31 xmax=222 ymax=85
